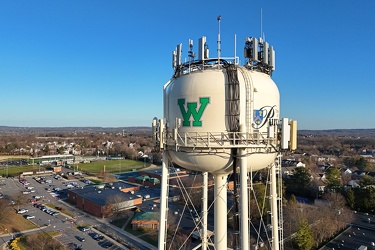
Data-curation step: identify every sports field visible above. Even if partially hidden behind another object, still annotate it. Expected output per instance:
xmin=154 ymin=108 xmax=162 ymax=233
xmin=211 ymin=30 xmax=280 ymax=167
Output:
xmin=72 ymin=159 xmax=149 ymax=175
xmin=0 ymin=155 xmax=30 ymax=160
xmin=0 ymin=157 xmax=149 ymax=177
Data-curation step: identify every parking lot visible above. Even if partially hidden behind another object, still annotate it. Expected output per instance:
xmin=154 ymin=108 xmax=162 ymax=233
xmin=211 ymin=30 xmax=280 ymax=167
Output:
xmin=0 ymin=175 xmax=128 ymax=249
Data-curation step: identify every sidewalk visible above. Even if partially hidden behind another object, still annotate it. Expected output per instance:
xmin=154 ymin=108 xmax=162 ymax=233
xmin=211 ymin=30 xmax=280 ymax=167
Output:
xmin=121 ymin=216 xmax=133 ymax=230
xmin=1 ymin=242 xmax=7 ymax=250
xmin=97 ymin=218 xmax=158 ymax=250
xmin=0 ymin=225 xmax=49 ymax=250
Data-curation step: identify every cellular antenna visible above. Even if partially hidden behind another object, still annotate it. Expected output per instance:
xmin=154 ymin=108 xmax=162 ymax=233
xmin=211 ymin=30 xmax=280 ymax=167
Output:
xmin=217 ymin=15 xmax=221 ymax=65
xmin=260 ymin=8 xmax=263 ymax=39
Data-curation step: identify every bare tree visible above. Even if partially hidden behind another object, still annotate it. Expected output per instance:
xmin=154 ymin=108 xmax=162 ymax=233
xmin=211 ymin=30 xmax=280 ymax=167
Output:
xmin=98 ymin=170 xmax=117 ymax=183
xmin=322 ymin=192 xmax=346 ymax=210
xmin=0 ymin=199 xmax=11 ymax=227
xmin=167 ymin=233 xmax=191 ymax=250
xmin=105 ymin=194 xmax=127 ymax=219
xmin=26 ymin=233 xmax=51 ymax=250
xmin=13 ymin=193 xmax=26 ymax=212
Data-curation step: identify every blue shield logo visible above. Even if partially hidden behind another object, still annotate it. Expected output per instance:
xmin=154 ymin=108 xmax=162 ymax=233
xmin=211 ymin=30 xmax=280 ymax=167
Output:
xmin=254 ymin=110 xmax=264 ymax=126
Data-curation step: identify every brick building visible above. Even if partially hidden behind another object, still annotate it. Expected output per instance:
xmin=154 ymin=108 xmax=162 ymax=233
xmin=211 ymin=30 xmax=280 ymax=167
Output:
xmin=67 ymin=181 xmax=142 ymax=218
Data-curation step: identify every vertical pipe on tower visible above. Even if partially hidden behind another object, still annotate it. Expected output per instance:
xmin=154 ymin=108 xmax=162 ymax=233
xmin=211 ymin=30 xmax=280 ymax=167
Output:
xmin=270 ymin=163 xmax=280 ymax=250
xmin=158 ymin=153 xmax=169 ymax=250
xmin=214 ymin=173 xmax=227 ymax=250
xmin=240 ymin=148 xmax=249 ymax=250
xmin=202 ymin=172 xmax=208 ymax=250
xmin=217 ymin=15 xmax=221 ymax=65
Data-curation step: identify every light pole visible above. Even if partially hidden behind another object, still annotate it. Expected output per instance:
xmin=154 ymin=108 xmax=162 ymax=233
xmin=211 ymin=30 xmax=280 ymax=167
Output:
xmin=119 ymin=157 xmax=121 ymax=173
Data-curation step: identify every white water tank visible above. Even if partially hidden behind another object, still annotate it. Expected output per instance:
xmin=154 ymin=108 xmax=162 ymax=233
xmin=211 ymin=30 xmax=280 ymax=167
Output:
xmin=164 ymin=66 xmax=280 ymax=174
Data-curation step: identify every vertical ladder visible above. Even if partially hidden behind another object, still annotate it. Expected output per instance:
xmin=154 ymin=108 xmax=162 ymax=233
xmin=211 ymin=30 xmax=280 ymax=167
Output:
xmin=238 ymin=67 xmax=254 ymax=132
xmin=276 ymin=155 xmax=284 ymax=250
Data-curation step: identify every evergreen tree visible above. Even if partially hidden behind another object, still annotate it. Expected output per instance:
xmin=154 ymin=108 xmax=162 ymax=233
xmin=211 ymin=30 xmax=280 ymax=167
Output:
xmin=346 ymin=188 xmax=355 ymax=209
xmin=295 ymin=218 xmax=314 ymax=250
xmin=288 ymin=194 xmax=298 ymax=207
xmin=325 ymin=167 xmax=341 ymax=189
xmin=359 ymin=175 xmax=375 ymax=186
xmin=288 ymin=167 xmax=312 ymax=196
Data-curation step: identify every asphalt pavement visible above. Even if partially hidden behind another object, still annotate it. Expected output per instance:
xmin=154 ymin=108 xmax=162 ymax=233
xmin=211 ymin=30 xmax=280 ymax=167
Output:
xmin=0 ymin=175 xmax=158 ymax=250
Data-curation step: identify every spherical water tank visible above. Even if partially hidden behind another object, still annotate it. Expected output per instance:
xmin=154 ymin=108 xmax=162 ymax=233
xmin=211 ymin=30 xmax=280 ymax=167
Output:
xmin=164 ymin=66 xmax=279 ymax=174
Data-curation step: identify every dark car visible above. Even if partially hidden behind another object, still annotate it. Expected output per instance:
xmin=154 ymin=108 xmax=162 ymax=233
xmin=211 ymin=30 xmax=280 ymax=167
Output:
xmin=76 ymin=236 xmax=85 ymax=242
xmin=100 ymin=241 xmax=113 ymax=248
xmin=93 ymin=234 xmax=104 ymax=241
xmin=74 ymin=243 xmax=83 ymax=250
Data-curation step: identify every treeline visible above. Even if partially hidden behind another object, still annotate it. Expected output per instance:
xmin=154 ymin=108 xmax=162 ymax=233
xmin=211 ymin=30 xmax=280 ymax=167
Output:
xmin=346 ymin=187 xmax=375 ymax=212
xmin=0 ymin=129 xmax=163 ymax=165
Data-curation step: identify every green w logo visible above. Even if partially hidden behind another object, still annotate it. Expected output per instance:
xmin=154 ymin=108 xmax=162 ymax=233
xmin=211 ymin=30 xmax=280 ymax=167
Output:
xmin=178 ymin=97 xmax=210 ymax=127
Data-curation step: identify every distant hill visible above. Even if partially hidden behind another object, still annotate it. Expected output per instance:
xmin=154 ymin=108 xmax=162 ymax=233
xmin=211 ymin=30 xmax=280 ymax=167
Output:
xmin=0 ymin=126 xmax=151 ymax=135
xmin=1 ymin=126 xmax=375 ymax=138
xmin=299 ymin=129 xmax=375 ymax=138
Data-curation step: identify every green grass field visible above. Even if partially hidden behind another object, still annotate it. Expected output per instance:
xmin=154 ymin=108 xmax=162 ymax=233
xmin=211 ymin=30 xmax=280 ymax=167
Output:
xmin=71 ymin=159 xmax=149 ymax=175
xmin=0 ymin=158 xmax=150 ymax=177
xmin=0 ymin=165 xmax=49 ymax=177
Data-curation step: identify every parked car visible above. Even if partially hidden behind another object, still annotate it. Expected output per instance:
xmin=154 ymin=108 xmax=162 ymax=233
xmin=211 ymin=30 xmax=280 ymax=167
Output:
xmin=76 ymin=236 xmax=85 ymax=242
xmin=18 ymin=209 xmax=29 ymax=214
xmin=93 ymin=234 xmax=104 ymax=241
xmin=80 ymin=226 xmax=90 ymax=232
xmin=26 ymin=215 xmax=35 ymax=219
xmin=100 ymin=241 xmax=113 ymax=248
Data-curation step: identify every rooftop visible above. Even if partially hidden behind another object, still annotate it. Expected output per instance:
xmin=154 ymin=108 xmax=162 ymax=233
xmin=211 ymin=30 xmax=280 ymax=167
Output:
xmin=69 ymin=181 xmax=139 ymax=206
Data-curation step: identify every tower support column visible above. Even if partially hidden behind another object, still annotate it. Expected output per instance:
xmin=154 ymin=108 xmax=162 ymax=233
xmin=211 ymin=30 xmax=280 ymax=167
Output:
xmin=270 ymin=163 xmax=280 ymax=250
xmin=202 ymin=172 xmax=208 ymax=250
xmin=158 ymin=152 xmax=169 ymax=250
xmin=214 ymin=173 xmax=228 ymax=250
xmin=240 ymin=148 xmax=249 ymax=250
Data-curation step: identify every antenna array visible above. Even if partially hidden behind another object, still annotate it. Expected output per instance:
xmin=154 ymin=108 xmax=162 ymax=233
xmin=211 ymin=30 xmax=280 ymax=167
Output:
xmin=244 ymin=37 xmax=275 ymax=75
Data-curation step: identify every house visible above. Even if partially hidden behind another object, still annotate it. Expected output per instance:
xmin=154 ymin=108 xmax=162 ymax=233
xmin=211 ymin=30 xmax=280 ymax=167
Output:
xmin=296 ymin=162 xmax=306 ymax=168
xmin=343 ymin=168 xmax=352 ymax=176
xmin=314 ymin=179 xmax=327 ymax=192
xmin=281 ymin=166 xmax=297 ymax=177
xmin=311 ymin=172 xmax=325 ymax=181
xmin=353 ymin=170 xmax=367 ymax=178
xmin=131 ymin=212 xmax=160 ymax=230
xmin=346 ymin=180 xmax=360 ymax=188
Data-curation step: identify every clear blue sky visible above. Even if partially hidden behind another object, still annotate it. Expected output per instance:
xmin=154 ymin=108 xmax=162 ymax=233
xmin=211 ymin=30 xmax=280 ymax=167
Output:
xmin=0 ymin=1 xmax=374 ymax=130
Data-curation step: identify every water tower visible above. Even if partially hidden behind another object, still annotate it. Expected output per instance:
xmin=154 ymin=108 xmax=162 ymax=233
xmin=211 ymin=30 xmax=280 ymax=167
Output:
xmin=153 ymin=24 xmax=297 ymax=250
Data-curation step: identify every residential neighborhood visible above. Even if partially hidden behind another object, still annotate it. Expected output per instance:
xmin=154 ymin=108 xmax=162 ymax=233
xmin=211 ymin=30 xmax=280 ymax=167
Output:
xmin=0 ymin=127 xmax=374 ymax=249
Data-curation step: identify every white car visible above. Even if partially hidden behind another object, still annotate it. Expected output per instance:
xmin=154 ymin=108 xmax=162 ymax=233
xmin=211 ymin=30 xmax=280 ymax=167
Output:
xmin=18 ymin=209 xmax=29 ymax=214
xmin=26 ymin=215 xmax=35 ymax=219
